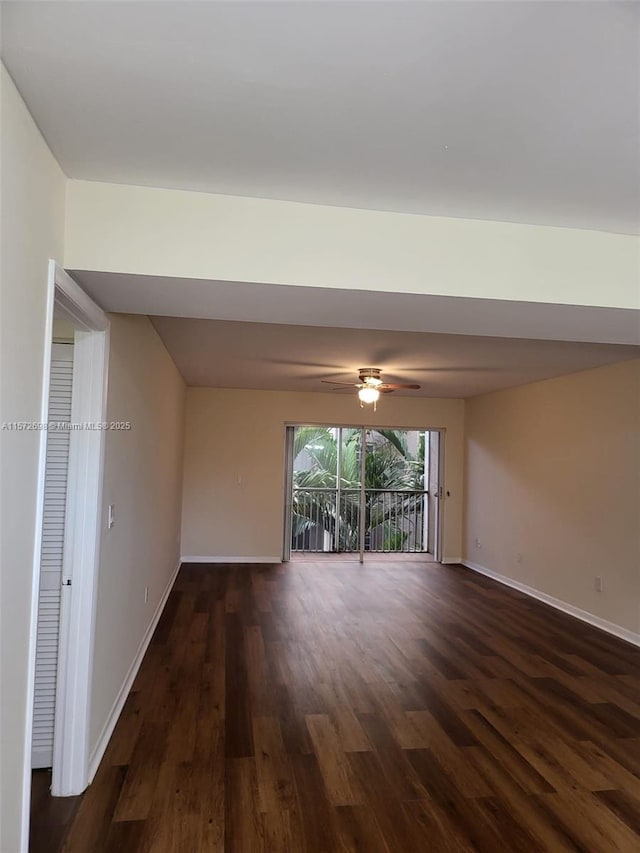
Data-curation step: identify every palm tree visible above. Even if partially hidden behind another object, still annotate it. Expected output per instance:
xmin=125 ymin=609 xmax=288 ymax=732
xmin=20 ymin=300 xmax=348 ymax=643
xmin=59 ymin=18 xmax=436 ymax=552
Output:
xmin=291 ymin=427 xmax=426 ymax=552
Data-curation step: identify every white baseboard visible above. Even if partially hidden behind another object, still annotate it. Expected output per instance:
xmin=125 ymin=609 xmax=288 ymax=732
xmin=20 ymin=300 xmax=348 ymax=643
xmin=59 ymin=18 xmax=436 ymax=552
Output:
xmin=462 ymin=559 xmax=640 ymax=648
xmin=181 ymin=555 xmax=282 ymax=564
xmin=87 ymin=558 xmax=182 ymax=781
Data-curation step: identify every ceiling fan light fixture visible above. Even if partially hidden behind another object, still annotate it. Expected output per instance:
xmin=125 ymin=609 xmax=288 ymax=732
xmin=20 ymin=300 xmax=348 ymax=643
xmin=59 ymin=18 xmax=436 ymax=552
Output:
xmin=358 ymin=386 xmax=380 ymax=405
xmin=321 ymin=367 xmax=419 ymax=409
xmin=358 ymin=368 xmax=383 ymax=386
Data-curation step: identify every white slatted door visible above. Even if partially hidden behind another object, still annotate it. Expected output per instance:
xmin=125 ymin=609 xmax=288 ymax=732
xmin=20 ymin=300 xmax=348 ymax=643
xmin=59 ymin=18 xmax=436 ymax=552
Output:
xmin=32 ymin=343 xmax=74 ymax=768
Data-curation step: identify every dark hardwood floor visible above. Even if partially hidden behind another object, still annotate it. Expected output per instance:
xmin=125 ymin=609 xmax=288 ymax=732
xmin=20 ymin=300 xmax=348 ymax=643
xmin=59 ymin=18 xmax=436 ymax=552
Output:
xmin=30 ymin=769 xmax=82 ymax=852
xmin=32 ymin=560 xmax=640 ymax=852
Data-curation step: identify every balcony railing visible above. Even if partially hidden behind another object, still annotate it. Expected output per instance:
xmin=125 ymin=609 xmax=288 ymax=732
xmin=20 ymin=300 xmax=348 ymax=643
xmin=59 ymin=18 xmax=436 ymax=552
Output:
xmin=291 ymin=487 xmax=429 ymax=553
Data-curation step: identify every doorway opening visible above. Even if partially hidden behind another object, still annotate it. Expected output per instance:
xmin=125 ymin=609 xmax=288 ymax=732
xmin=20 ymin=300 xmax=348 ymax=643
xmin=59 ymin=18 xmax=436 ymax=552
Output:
xmin=283 ymin=425 xmax=443 ymax=563
xmin=26 ymin=261 xmax=110 ymax=846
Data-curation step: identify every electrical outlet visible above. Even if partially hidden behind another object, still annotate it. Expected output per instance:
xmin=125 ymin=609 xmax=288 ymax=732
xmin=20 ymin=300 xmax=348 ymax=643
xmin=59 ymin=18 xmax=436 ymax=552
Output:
xmin=144 ymin=585 xmax=149 ymax=604
xmin=516 ymin=552 xmax=523 ymax=564
xmin=108 ymin=503 xmax=115 ymax=529
xmin=594 ymin=576 xmax=604 ymax=593
xmin=474 ymin=537 xmax=482 ymax=549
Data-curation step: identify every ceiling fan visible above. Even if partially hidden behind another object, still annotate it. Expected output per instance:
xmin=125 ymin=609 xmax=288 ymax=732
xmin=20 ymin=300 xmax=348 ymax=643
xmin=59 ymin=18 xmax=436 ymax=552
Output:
xmin=322 ymin=367 xmax=420 ymax=409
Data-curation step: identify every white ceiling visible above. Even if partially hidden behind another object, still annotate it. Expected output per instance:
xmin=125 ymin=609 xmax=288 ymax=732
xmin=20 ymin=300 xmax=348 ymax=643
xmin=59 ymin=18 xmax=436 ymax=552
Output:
xmin=150 ymin=315 xmax=639 ymax=398
xmin=3 ymin=1 xmax=639 ymax=234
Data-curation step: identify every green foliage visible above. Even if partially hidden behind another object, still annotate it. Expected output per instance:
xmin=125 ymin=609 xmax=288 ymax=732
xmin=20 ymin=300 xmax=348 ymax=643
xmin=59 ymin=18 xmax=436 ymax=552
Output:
xmin=292 ymin=427 xmax=426 ymax=552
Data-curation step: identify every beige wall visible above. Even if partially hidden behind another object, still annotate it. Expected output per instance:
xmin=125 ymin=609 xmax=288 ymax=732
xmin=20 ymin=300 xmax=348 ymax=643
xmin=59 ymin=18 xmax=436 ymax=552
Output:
xmin=52 ymin=315 xmax=75 ymax=342
xmin=182 ymin=388 xmax=464 ymax=561
xmin=0 ymin=65 xmax=67 ymax=853
xmin=464 ymin=359 xmax=640 ymax=635
xmin=64 ymin=179 xmax=639 ymax=309
xmin=89 ymin=315 xmax=185 ymax=752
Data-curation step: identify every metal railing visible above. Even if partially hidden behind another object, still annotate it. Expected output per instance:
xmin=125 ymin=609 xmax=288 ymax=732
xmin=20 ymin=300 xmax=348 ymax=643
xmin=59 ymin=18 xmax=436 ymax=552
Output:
xmin=291 ymin=487 xmax=428 ymax=553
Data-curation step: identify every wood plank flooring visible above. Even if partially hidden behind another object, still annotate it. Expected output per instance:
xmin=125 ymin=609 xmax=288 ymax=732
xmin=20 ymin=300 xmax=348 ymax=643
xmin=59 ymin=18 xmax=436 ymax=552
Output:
xmin=33 ymin=560 xmax=640 ymax=852
xmin=30 ymin=769 xmax=82 ymax=852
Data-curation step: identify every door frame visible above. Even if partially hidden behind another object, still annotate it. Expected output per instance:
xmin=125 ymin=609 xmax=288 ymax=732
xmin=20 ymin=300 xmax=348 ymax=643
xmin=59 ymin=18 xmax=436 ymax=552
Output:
xmin=433 ymin=428 xmax=445 ymax=563
xmin=282 ymin=426 xmax=295 ymax=562
xmin=24 ymin=261 xmax=109 ymax=823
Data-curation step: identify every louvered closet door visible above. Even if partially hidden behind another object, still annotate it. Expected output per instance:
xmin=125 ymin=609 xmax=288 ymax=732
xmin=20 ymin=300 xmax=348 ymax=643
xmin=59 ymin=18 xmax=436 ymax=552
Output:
xmin=32 ymin=342 xmax=74 ymax=768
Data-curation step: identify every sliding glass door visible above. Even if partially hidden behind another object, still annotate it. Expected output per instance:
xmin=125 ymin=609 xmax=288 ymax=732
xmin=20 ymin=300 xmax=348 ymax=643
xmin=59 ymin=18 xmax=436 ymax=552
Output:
xmin=284 ymin=425 xmax=442 ymax=563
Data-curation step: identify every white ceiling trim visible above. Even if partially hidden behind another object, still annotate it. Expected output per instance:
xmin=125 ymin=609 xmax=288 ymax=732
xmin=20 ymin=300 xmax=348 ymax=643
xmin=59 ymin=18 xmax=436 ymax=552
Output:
xmin=71 ymin=270 xmax=640 ymax=346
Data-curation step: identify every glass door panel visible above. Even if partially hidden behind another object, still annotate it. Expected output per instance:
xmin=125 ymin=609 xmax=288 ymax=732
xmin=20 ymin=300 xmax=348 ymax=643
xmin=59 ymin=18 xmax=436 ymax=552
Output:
xmin=364 ymin=429 xmax=427 ymax=553
xmin=290 ymin=426 xmax=338 ymax=553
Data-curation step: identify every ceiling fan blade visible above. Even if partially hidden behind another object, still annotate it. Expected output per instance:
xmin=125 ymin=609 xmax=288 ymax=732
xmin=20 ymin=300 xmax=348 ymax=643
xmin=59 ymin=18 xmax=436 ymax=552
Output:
xmin=380 ymin=388 xmax=396 ymax=394
xmin=321 ymin=379 xmax=357 ymax=387
xmin=264 ymin=358 xmax=345 ymax=370
xmin=380 ymin=383 xmax=421 ymax=390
